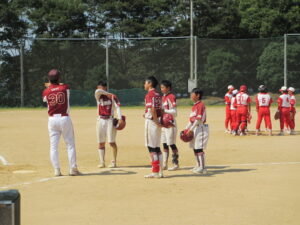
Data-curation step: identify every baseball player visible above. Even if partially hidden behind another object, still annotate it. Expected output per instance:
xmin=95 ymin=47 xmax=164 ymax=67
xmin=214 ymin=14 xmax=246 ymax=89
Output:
xmin=233 ymin=85 xmax=251 ymax=136
xmin=277 ymin=86 xmax=293 ymax=135
xmin=224 ymin=85 xmax=234 ymax=133
xmin=185 ymin=88 xmax=209 ymax=174
xmin=230 ymin=89 xmax=238 ymax=134
xmin=95 ymin=81 xmax=122 ymax=168
xmin=160 ymin=80 xmax=179 ymax=171
xmin=42 ymin=69 xmax=80 ymax=176
xmin=255 ymin=85 xmax=273 ymax=136
xmin=288 ymin=87 xmax=296 ymax=134
xmin=143 ymin=76 xmax=163 ymax=178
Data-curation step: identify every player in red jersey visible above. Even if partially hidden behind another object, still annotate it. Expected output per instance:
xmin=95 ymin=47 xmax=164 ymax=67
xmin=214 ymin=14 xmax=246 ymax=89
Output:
xmin=42 ymin=69 xmax=80 ymax=176
xmin=144 ymin=76 xmax=163 ymax=178
xmin=288 ymin=87 xmax=296 ymax=134
xmin=160 ymin=80 xmax=179 ymax=171
xmin=277 ymin=86 xmax=293 ymax=135
xmin=233 ymin=85 xmax=251 ymax=136
xmin=224 ymin=85 xmax=234 ymax=133
xmin=95 ymin=81 xmax=122 ymax=168
xmin=230 ymin=89 xmax=238 ymax=134
xmin=255 ymin=85 xmax=273 ymax=136
xmin=185 ymin=88 xmax=209 ymax=174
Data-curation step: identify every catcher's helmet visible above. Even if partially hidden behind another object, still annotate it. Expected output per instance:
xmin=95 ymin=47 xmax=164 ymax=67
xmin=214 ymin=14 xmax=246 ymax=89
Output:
xmin=258 ymin=85 xmax=267 ymax=92
xmin=162 ymin=114 xmax=174 ymax=128
xmin=113 ymin=115 xmax=126 ymax=130
xmin=240 ymin=85 xmax=247 ymax=92
xmin=180 ymin=130 xmax=194 ymax=142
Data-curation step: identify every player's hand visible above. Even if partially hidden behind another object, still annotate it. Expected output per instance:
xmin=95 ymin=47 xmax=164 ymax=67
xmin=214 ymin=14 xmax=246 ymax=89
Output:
xmin=44 ymin=82 xmax=50 ymax=88
xmin=186 ymin=130 xmax=193 ymax=136
xmin=108 ymin=94 xmax=117 ymax=100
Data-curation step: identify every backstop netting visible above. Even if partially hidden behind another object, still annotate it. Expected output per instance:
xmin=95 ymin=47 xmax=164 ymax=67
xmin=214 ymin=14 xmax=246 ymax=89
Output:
xmin=1 ymin=36 xmax=299 ymax=107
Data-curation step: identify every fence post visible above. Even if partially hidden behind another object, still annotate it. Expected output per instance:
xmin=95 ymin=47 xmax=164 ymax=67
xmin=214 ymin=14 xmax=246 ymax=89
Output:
xmin=284 ymin=34 xmax=287 ymax=87
xmin=194 ymin=36 xmax=197 ymax=86
xmin=20 ymin=41 xmax=24 ymax=107
xmin=190 ymin=0 xmax=194 ymax=80
xmin=106 ymin=36 xmax=109 ymax=90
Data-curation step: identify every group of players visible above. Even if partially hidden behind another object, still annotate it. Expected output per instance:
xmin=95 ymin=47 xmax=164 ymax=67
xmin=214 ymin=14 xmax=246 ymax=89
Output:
xmin=42 ymin=70 xmax=209 ymax=178
xmin=224 ymin=84 xmax=296 ymax=136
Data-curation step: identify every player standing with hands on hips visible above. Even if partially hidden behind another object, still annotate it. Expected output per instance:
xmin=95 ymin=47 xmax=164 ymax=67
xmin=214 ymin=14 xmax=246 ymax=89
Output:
xmin=143 ymin=76 xmax=164 ymax=178
xmin=42 ymin=69 xmax=81 ymax=176
xmin=95 ymin=81 xmax=124 ymax=168
xmin=160 ymin=80 xmax=179 ymax=171
xmin=182 ymin=88 xmax=209 ymax=174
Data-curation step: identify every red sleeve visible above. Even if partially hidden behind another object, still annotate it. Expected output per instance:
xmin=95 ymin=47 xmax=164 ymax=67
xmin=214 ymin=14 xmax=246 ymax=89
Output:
xmin=247 ymin=96 xmax=251 ymax=103
xmin=145 ymin=94 xmax=153 ymax=108
xmin=269 ymin=97 xmax=273 ymax=107
xmin=169 ymin=94 xmax=177 ymax=107
xmin=196 ymin=104 xmax=204 ymax=120
xmin=224 ymin=95 xmax=230 ymax=104
xmin=114 ymin=96 xmax=121 ymax=106
xmin=290 ymin=99 xmax=296 ymax=107
xmin=42 ymin=89 xmax=47 ymax=97
xmin=277 ymin=97 xmax=282 ymax=109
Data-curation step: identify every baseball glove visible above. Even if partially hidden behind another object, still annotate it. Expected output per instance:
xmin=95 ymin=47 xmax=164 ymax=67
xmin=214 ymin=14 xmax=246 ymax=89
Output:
xmin=274 ymin=111 xmax=280 ymax=120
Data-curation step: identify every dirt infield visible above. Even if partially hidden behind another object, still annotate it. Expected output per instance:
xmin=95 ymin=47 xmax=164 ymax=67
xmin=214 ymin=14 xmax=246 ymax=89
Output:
xmin=0 ymin=106 xmax=300 ymax=225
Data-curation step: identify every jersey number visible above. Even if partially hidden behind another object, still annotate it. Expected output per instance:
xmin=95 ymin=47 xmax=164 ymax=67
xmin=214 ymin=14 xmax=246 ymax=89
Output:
xmin=48 ymin=92 xmax=66 ymax=106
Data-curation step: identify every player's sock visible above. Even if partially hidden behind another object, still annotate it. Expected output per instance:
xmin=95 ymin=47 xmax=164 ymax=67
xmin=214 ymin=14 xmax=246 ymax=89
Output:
xmin=158 ymin=152 xmax=164 ymax=176
xmin=98 ymin=148 xmax=105 ymax=164
xmin=170 ymin=144 xmax=179 ymax=165
xmin=193 ymin=149 xmax=200 ymax=168
xmin=197 ymin=152 xmax=205 ymax=170
xmin=162 ymin=143 xmax=169 ymax=167
xmin=150 ymin=152 xmax=159 ymax=173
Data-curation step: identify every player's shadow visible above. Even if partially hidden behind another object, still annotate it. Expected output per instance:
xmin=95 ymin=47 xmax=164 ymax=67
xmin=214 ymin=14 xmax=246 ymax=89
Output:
xmin=79 ymin=169 xmax=137 ymax=176
xmin=120 ymin=165 xmax=151 ymax=168
xmin=166 ymin=166 xmax=255 ymax=178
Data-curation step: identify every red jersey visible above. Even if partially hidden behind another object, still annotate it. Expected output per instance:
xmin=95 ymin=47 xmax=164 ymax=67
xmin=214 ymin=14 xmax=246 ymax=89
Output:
xmin=97 ymin=95 xmax=120 ymax=117
xmin=162 ymin=93 xmax=176 ymax=110
xmin=42 ymin=84 xmax=70 ymax=116
xmin=224 ymin=92 xmax=233 ymax=107
xmin=144 ymin=89 xmax=162 ymax=119
xmin=189 ymin=101 xmax=206 ymax=123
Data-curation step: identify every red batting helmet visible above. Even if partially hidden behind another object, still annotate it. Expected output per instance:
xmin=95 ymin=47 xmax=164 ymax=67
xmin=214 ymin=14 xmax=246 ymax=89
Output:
xmin=48 ymin=69 xmax=60 ymax=81
xmin=240 ymin=85 xmax=247 ymax=92
xmin=162 ymin=114 xmax=174 ymax=128
xmin=113 ymin=115 xmax=126 ymax=130
xmin=180 ymin=130 xmax=194 ymax=142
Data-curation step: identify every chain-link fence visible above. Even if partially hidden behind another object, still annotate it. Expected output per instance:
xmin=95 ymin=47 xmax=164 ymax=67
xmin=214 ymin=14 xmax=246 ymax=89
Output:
xmin=1 ymin=36 xmax=299 ymax=107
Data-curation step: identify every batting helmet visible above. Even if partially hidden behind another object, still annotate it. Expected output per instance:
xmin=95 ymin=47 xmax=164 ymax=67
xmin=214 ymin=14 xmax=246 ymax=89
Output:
xmin=48 ymin=69 xmax=60 ymax=82
xmin=113 ymin=115 xmax=126 ymax=130
xmin=240 ymin=85 xmax=247 ymax=92
xmin=162 ymin=114 xmax=174 ymax=128
xmin=180 ymin=130 xmax=194 ymax=142
xmin=258 ymin=85 xmax=267 ymax=92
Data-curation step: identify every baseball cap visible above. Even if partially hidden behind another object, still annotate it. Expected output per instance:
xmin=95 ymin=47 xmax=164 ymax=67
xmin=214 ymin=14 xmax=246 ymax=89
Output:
xmin=228 ymin=85 xmax=234 ymax=90
xmin=288 ymin=87 xmax=295 ymax=92
xmin=279 ymin=86 xmax=287 ymax=91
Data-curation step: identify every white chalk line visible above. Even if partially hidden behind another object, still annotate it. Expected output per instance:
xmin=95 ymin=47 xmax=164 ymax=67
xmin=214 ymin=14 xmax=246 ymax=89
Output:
xmin=0 ymin=155 xmax=11 ymax=166
xmin=1 ymin=161 xmax=300 ymax=190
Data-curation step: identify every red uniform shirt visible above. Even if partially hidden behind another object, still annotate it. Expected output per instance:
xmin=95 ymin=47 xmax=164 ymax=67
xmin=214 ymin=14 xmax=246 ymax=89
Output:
xmin=162 ymin=93 xmax=176 ymax=110
xmin=42 ymin=84 xmax=70 ymax=116
xmin=224 ymin=92 xmax=233 ymax=107
xmin=97 ymin=95 xmax=120 ymax=116
xmin=277 ymin=93 xmax=291 ymax=109
xmin=144 ymin=89 xmax=162 ymax=119
xmin=189 ymin=101 xmax=206 ymax=123
xmin=235 ymin=92 xmax=251 ymax=107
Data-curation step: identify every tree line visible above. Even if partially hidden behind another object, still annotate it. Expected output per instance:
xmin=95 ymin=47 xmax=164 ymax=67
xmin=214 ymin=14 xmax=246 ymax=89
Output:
xmin=1 ymin=0 xmax=300 ymax=106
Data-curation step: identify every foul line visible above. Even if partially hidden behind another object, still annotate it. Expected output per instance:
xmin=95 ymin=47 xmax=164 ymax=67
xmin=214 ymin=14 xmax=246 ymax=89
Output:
xmin=0 ymin=155 xmax=10 ymax=166
xmin=1 ymin=161 xmax=300 ymax=190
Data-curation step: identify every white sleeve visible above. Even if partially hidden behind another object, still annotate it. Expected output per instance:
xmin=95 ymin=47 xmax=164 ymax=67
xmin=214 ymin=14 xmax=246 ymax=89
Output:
xmin=164 ymin=107 xmax=177 ymax=116
xmin=189 ymin=119 xmax=202 ymax=131
xmin=185 ymin=122 xmax=192 ymax=130
xmin=112 ymin=99 xmax=122 ymax=119
xmin=43 ymin=96 xmax=47 ymax=102
xmin=95 ymin=89 xmax=109 ymax=102
xmin=67 ymin=89 xmax=70 ymax=114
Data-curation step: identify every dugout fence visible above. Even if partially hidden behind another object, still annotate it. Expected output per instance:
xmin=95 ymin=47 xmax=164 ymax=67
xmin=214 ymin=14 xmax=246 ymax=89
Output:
xmin=1 ymin=35 xmax=299 ymax=107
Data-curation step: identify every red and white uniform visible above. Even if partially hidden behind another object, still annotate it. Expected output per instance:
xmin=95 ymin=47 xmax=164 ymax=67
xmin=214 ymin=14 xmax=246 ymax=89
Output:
xmin=230 ymin=96 xmax=237 ymax=131
xmin=42 ymin=84 xmax=77 ymax=170
xmin=255 ymin=93 xmax=273 ymax=130
xmin=186 ymin=101 xmax=209 ymax=150
xmin=95 ymin=89 xmax=122 ymax=143
xmin=290 ymin=94 xmax=296 ymax=129
xmin=161 ymin=93 xmax=177 ymax=145
xmin=277 ymin=93 xmax=292 ymax=130
xmin=144 ymin=89 xmax=162 ymax=148
xmin=224 ymin=92 xmax=233 ymax=129
xmin=234 ymin=92 xmax=251 ymax=132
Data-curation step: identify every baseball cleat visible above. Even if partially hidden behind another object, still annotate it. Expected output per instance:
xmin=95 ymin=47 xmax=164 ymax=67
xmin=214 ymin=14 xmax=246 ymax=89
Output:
xmin=98 ymin=163 xmax=105 ymax=168
xmin=290 ymin=130 xmax=296 ymax=135
xmin=54 ymin=168 xmax=62 ymax=177
xmin=190 ymin=166 xmax=198 ymax=172
xmin=162 ymin=164 xmax=168 ymax=170
xmin=144 ymin=173 xmax=162 ymax=178
xmin=224 ymin=129 xmax=230 ymax=133
xmin=193 ymin=168 xmax=208 ymax=174
xmin=168 ymin=165 xmax=179 ymax=171
xmin=240 ymin=132 xmax=246 ymax=136
xmin=108 ymin=161 xmax=117 ymax=168
xmin=69 ymin=167 xmax=81 ymax=176
xmin=278 ymin=131 xmax=284 ymax=136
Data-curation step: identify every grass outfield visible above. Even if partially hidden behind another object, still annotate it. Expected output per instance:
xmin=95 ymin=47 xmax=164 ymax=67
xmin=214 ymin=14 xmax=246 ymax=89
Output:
xmin=0 ymin=107 xmax=299 ymax=225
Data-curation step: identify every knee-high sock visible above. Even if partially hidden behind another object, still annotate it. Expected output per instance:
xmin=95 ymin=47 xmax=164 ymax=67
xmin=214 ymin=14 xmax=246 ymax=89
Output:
xmin=98 ymin=148 xmax=105 ymax=164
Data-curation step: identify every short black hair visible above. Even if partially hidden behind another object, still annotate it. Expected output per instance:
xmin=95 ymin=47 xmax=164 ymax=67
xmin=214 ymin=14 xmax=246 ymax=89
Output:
xmin=98 ymin=81 xmax=107 ymax=87
xmin=161 ymin=80 xmax=172 ymax=89
xmin=191 ymin=88 xmax=203 ymax=100
xmin=145 ymin=76 xmax=158 ymax=88
xmin=49 ymin=77 xmax=59 ymax=84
